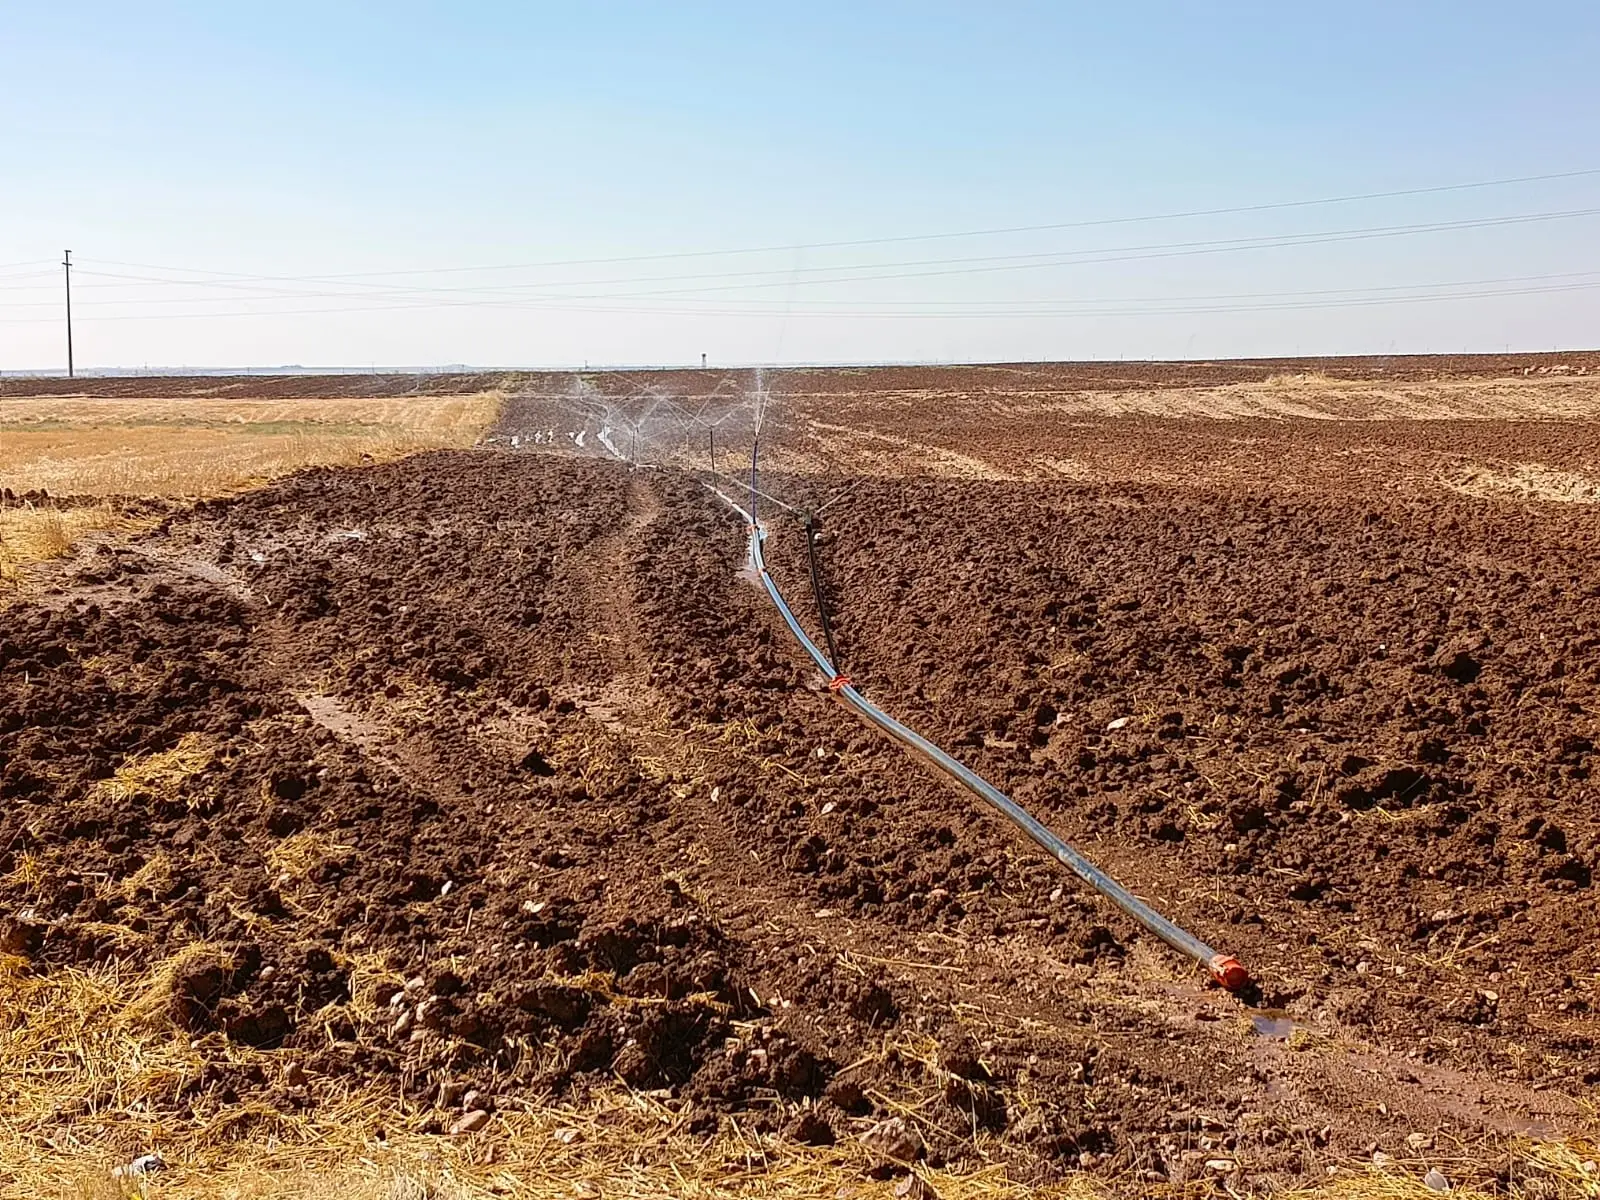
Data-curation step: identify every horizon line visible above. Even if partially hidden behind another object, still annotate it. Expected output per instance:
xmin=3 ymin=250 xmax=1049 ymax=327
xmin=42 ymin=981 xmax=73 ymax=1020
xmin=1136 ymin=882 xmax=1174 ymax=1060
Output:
xmin=3 ymin=346 xmax=1599 ymax=379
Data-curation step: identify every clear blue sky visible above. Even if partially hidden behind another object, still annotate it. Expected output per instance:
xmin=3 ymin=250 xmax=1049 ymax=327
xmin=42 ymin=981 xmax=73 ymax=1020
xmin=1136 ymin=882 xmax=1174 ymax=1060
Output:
xmin=2 ymin=1 xmax=1597 ymax=369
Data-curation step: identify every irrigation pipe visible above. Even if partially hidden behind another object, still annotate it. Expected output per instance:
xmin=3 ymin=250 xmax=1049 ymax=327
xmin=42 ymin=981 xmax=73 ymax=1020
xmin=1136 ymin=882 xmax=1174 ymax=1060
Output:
xmin=699 ymin=464 xmax=807 ymax=519
xmin=803 ymin=514 xmax=841 ymax=667
xmin=713 ymin=487 xmax=1250 ymax=992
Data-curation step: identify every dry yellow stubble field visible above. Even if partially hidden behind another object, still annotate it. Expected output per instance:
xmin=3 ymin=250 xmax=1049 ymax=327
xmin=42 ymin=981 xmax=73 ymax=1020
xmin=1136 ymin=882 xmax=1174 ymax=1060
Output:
xmin=0 ymin=393 xmax=502 ymax=582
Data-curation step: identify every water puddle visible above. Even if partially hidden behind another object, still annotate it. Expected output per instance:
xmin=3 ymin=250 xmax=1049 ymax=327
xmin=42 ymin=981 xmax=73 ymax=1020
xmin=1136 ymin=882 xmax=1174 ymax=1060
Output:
xmin=1249 ymin=1009 xmax=1300 ymax=1040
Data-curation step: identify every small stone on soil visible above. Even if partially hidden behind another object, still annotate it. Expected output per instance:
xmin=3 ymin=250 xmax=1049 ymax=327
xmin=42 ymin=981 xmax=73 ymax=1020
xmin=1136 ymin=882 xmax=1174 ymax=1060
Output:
xmin=451 ymin=1110 xmax=491 ymax=1135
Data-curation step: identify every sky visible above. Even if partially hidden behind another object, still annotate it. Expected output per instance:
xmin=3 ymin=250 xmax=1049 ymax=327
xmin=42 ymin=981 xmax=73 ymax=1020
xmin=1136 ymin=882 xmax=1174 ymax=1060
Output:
xmin=1 ymin=1 xmax=1598 ymax=371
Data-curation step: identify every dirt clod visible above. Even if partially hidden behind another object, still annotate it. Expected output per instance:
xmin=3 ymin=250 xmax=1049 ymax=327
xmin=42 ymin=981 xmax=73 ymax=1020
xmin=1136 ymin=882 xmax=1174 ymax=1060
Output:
xmin=861 ymin=1117 xmax=924 ymax=1164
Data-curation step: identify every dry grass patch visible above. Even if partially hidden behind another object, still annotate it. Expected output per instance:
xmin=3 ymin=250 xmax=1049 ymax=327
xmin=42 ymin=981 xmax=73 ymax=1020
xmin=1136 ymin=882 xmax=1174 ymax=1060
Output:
xmin=6 ymin=944 xmax=1586 ymax=1200
xmin=1448 ymin=461 xmax=1600 ymax=504
xmin=93 ymin=734 xmax=220 ymax=806
xmin=0 ymin=947 xmax=1112 ymax=1200
xmin=1285 ymin=1146 xmax=1600 ymax=1198
xmin=0 ymin=391 xmax=502 ymax=578
xmin=264 ymin=831 xmax=354 ymax=883
xmin=0 ymin=391 xmax=503 ymax=500
xmin=1263 ymin=370 xmax=1337 ymax=386
xmin=0 ymin=503 xmax=155 ymax=583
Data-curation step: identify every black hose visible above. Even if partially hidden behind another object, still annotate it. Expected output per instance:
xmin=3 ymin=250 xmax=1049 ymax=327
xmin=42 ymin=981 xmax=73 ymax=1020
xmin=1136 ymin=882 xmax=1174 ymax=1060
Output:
xmin=804 ymin=513 xmax=841 ymax=668
xmin=748 ymin=437 xmax=759 ymax=526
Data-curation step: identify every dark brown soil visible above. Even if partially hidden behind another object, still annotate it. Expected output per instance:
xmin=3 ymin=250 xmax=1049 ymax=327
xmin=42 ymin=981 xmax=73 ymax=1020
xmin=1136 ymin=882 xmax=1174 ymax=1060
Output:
xmin=4 ymin=414 xmax=1599 ymax=1192
xmin=767 ymin=474 xmax=1600 ymax=1066
xmin=4 ymin=349 xmax=1597 ymax=400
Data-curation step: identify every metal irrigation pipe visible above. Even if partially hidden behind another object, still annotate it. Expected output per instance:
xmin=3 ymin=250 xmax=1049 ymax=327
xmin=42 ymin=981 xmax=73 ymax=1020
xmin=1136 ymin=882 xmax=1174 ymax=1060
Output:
xmin=715 ymin=488 xmax=1249 ymax=992
xmin=700 ymin=465 xmax=807 ymax=519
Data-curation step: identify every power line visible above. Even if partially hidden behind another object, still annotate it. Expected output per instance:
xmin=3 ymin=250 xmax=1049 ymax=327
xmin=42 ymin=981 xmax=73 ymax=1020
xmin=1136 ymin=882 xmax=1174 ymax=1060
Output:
xmin=81 ymin=165 xmax=1600 ymax=279
xmin=3 ymin=273 xmax=1597 ymax=326
xmin=7 ymin=180 xmax=1598 ymax=329
xmin=8 ymin=265 xmax=1598 ymax=316
xmin=584 ymin=208 xmax=1600 ymax=299
xmin=0 ymin=271 xmax=67 ymax=289
xmin=55 ymin=204 xmax=1600 ymax=315
xmin=69 ymin=202 xmax=1600 ymax=298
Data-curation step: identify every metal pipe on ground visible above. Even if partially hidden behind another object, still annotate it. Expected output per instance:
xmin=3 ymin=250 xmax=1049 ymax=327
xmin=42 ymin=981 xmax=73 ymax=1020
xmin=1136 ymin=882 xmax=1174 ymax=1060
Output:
xmin=715 ymin=489 xmax=1249 ymax=992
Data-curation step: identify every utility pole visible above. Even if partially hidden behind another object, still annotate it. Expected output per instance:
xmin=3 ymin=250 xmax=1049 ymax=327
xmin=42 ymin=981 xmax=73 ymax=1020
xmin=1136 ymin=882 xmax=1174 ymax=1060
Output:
xmin=62 ymin=250 xmax=74 ymax=379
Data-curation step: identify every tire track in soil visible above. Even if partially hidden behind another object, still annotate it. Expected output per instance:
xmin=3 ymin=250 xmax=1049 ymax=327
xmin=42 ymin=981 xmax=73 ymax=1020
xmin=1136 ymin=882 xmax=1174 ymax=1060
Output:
xmin=556 ymin=473 xmax=666 ymax=719
xmin=557 ymin=475 xmax=950 ymax=1005
xmin=23 ymin=522 xmax=473 ymax=810
xmin=259 ymin=592 xmax=480 ymax=815
xmin=443 ymin=469 xmax=1082 ymax=1155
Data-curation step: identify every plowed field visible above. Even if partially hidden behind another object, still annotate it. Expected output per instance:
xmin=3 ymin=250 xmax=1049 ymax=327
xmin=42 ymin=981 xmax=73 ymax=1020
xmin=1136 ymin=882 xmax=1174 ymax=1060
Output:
xmin=4 ymin=357 xmax=1600 ymax=1196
